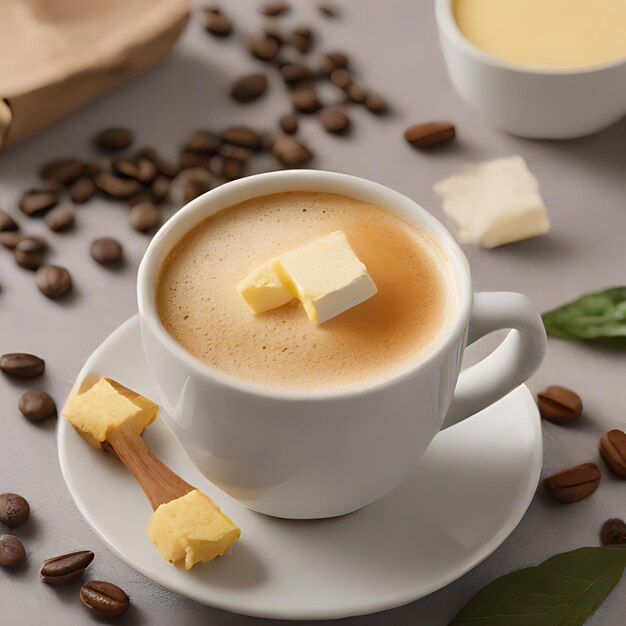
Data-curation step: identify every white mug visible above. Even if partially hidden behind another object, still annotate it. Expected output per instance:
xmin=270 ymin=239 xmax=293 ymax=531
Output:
xmin=137 ymin=170 xmax=546 ymax=519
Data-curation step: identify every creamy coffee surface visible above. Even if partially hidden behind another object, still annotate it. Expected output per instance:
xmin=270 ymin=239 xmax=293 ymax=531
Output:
xmin=157 ymin=192 xmax=448 ymax=389
xmin=454 ymin=0 xmax=626 ymax=69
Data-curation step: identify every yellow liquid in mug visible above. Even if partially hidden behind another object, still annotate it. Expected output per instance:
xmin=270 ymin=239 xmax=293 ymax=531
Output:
xmin=454 ymin=0 xmax=626 ymax=69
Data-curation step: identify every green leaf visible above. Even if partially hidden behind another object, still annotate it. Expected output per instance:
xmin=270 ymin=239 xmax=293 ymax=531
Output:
xmin=542 ymin=287 xmax=626 ymax=349
xmin=450 ymin=548 xmax=626 ymax=626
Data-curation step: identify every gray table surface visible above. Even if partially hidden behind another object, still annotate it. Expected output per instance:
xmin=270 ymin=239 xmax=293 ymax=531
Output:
xmin=2 ymin=1 xmax=625 ymax=624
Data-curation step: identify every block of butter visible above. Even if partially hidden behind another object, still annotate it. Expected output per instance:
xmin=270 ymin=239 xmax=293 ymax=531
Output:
xmin=433 ymin=155 xmax=550 ymax=248
xmin=236 ymin=231 xmax=378 ymax=323
xmin=62 ymin=377 xmax=158 ymax=448
xmin=147 ymin=489 xmax=241 ymax=570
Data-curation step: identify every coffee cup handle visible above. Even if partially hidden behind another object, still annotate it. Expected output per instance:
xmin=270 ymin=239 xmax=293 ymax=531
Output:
xmin=442 ymin=291 xmax=546 ymax=429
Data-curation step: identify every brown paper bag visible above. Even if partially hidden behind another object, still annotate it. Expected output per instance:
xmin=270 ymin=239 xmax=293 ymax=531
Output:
xmin=0 ymin=0 xmax=190 ymax=150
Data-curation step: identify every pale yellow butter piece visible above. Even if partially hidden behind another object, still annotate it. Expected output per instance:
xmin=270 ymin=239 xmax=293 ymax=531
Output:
xmin=275 ymin=231 xmax=377 ymax=323
xmin=236 ymin=261 xmax=293 ymax=314
xmin=62 ymin=377 xmax=158 ymax=448
xmin=147 ymin=489 xmax=241 ymax=570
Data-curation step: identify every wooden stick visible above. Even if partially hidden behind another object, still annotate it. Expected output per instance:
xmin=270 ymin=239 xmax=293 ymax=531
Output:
xmin=106 ymin=426 xmax=195 ymax=511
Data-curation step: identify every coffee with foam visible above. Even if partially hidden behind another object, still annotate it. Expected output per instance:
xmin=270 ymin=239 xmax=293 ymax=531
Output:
xmin=157 ymin=192 xmax=450 ymax=389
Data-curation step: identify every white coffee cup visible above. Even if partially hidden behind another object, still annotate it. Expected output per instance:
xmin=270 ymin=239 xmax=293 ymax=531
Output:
xmin=137 ymin=170 xmax=546 ymax=519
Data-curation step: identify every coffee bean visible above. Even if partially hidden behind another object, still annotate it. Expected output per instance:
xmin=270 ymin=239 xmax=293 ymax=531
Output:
xmin=184 ymin=130 xmax=222 ymax=155
xmin=35 ymin=265 xmax=72 ymax=299
xmin=0 ymin=209 xmax=18 ymax=232
xmin=44 ymin=206 xmax=75 ymax=232
xmin=346 ymin=82 xmax=367 ymax=103
xmin=599 ymin=429 xmax=626 ymax=478
xmin=94 ymin=127 xmax=133 ymax=151
xmin=155 ymin=159 xmax=180 ymax=179
xmin=210 ymin=155 xmax=245 ymax=181
xmin=41 ymin=550 xmax=94 ymax=585
xmin=320 ymin=51 xmax=349 ymax=75
xmin=203 ymin=5 xmax=221 ymax=15
xmin=231 ymin=74 xmax=268 ymax=103
xmin=80 ymin=580 xmax=129 ymax=616
xmin=262 ymin=1 xmax=289 ymax=16
xmin=329 ymin=68 xmax=352 ymax=90
xmin=111 ymin=159 xmax=139 ymax=179
xmin=279 ymin=113 xmax=298 ymax=135
xmin=222 ymin=126 xmax=263 ymax=150
xmin=0 ymin=535 xmax=25 ymax=567
xmin=14 ymin=238 xmax=46 ymax=270
xmin=290 ymin=32 xmax=312 ymax=54
xmin=0 ymin=232 xmax=24 ymax=249
xmin=364 ymin=91 xmax=388 ymax=115
xmin=134 ymin=147 xmax=160 ymax=163
xmin=19 ymin=189 xmax=58 ymax=217
xmin=320 ymin=107 xmax=350 ymax=134
xmin=126 ymin=190 xmax=154 ymax=208
xmin=537 ymin=385 xmax=582 ymax=424
xmin=204 ymin=12 xmax=233 ymax=37
xmin=91 ymin=237 xmax=123 ymax=266
xmin=151 ymin=176 xmax=171 ymax=204
xmin=248 ymin=36 xmax=280 ymax=62
xmin=0 ymin=493 xmax=30 ymax=528
xmin=179 ymin=151 xmax=212 ymax=171
xmin=318 ymin=2 xmax=338 ymax=17
xmin=272 ymin=136 xmax=313 ymax=166
xmin=129 ymin=202 xmax=160 ymax=233
xmin=19 ymin=390 xmax=56 ymax=422
xmin=219 ymin=144 xmax=254 ymax=162
xmin=293 ymin=25 xmax=313 ymax=40
xmin=94 ymin=172 xmax=143 ymax=199
xmin=280 ymin=63 xmax=317 ymax=85
xmin=39 ymin=159 xmax=86 ymax=186
xmin=183 ymin=178 xmax=212 ymax=204
xmin=0 ymin=353 xmax=45 ymax=378
xmin=544 ymin=463 xmax=601 ymax=503
xmin=291 ymin=86 xmax=321 ymax=114
xmin=404 ymin=122 xmax=456 ymax=148
xmin=600 ymin=518 xmax=626 ymax=545
xmin=68 ymin=177 xmax=96 ymax=204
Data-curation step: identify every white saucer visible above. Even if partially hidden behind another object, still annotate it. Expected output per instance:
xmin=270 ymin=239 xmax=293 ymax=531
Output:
xmin=58 ymin=316 xmax=542 ymax=621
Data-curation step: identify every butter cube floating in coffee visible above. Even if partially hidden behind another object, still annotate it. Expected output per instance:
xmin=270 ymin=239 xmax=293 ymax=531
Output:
xmin=433 ymin=155 xmax=550 ymax=248
xmin=237 ymin=230 xmax=378 ymax=323
xmin=63 ymin=377 xmax=240 ymax=569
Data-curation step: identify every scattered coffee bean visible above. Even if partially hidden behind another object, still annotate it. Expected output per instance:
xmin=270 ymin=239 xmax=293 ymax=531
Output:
xmin=262 ymin=1 xmax=289 ymax=16
xmin=90 ymin=237 xmax=123 ymax=266
xmin=219 ymin=144 xmax=254 ymax=162
xmin=94 ymin=127 xmax=133 ymax=151
xmin=183 ymin=178 xmax=212 ymax=204
xmin=264 ymin=25 xmax=285 ymax=44
xmin=404 ymin=122 xmax=456 ymax=148
xmin=94 ymin=172 xmax=143 ymax=199
xmin=291 ymin=86 xmax=321 ymax=114
xmin=19 ymin=189 xmax=58 ymax=217
xmin=111 ymin=158 xmax=139 ymax=179
xmin=293 ymin=25 xmax=313 ymax=40
xmin=221 ymin=126 xmax=263 ymax=150
xmin=80 ymin=580 xmax=129 ymax=616
xmin=272 ymin=136 xmax=313 ymax=166
xmin=537 ymin=385 xmax=582 ymax=424
xmin=40 ymin=550 xmax=94 ymax=585
xmin=35 ymin=265 xmax=72 ymax=299
xmin=184 ymin=130 xmax=222 ymax=155
xmin=600 ymin=518 xmax=626 ymax=545
xmin=0 ymin=493 xmax=30 ymax=528
xmin=599 ymin=429 xmax=626 ymax=478
xmin=320 ymin=107 xmax=350 ymax=134
xmin=136 ymin=158 xmax=158 ymax=184
xmin=127 ymin=190 xmax=154 ymax=208
xmin=14 ymin=237 xmax=46 ymax=270
xmin=0 ymin=232 xmax=24 ymax=249
xmin=544 ymin=462 xmax=601 ymax=503
xmin=204 ymin=11 xmax=233 ymax=37
xmin=231 ymin=74 xmax=268 ymax=103
xmin=280 ymin=63 xmax=317 ymax=85
xmin=179 ymin=151 xmax=212 ymax=170
xmin=0 ymin=535 xmax=25 ymax=567
xmin=155 ymin=159 xmax=181 ymax=179
xmin=210 ymin=155 xmax=245 ymax=180
xmin=329 ymin=68 xmax=352 ymax=90
xmin=321 ymin=51 xmax=349 ymax=75
xmin=18 ymin=390 xmax=57 ymax=422
xmin=364 ymin=91 xmax=388 ymax=115
xmin=279 ymin=113 xmax=298 ymax=135
xmin=44 ymin=206 xmax=75 ymax=232
xmin=346 ymin=82 xmax=367 ymax=103
xmin=248 ymin=36 xmax=280 ymax=62
xmin=151 ymin=176 xmax=171 ymax=204
xmin=318 ymin=2 xmax=338 ymax=17
xmin=0 ymin=208 xmax=18 ymax=232
xmin=68 ymin=177 xmax=96 ymax=204
xmin=129 ymin=202 xmax=161 ymax=233
xmin=0 ymin=353 xmax=45 ymax=378
xmin=39 ymin=159 xmax=85 ymax=186
xmin=290 ymin=32 xmax=312 ymax=54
